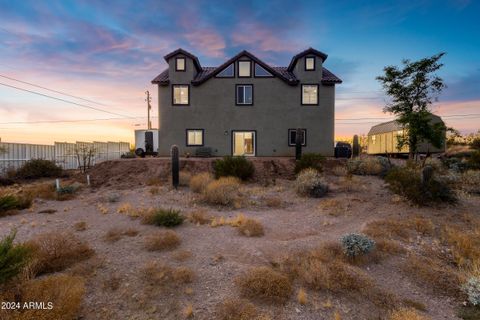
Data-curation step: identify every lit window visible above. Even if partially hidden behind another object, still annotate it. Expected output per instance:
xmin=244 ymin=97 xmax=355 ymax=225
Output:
xmin=186 ymin=129 xmax=203 ymax=146
xmin=254 ymin=63 xmax=272 ymax=77
xmin=238 ymin=61 xmax=251 ymax=77
xmin=176 ymin=57 xmax=185 ymax=71
xmin=302 ymin=85 xmax=318 ymax=105
xmin=173 ymin=85 xmax=189 ymax=105
xmin=372 ymin=135 xmax=376 ymax=144
xmin=305 ymin=57 xmax=315 ymax=71
xmin=236 ymin=85 xmax=253 ymax=105
xmin=217 ymin=63 xmax=234 ymax=77
xmin=288 ymin=129 xmax=307 ymax=146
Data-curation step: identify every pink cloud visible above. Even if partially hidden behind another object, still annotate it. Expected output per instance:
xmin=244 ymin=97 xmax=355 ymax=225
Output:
xmin=184 ymin=29 xmax=226 ymax=58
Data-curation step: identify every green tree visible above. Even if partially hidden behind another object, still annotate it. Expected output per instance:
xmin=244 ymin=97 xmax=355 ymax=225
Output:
xmin=377 ymin=53 xmax=447 ymax=159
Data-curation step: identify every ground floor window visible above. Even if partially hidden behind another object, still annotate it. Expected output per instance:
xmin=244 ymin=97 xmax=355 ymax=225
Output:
xmin=233 ymin=131 xmax=255 ymax=156
xmin=288 ymin=129 xmax=307 ymax=146
xmin=186 ymin=129 xmax=204 ymax=146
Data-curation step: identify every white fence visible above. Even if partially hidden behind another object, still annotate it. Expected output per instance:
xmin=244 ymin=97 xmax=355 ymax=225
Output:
xmin=0 ymin=141 xmax=130 ymax=175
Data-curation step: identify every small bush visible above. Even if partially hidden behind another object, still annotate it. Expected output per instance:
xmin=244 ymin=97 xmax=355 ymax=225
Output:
xmin=389 ymin=308 xmax=430 ymax=320
xmin=347 ymin=156 xmax=391 ymax=176
xmin=385 ymin=167 xmax=457 ymax=205
xmin=73 ymin=221 xmax=87 ymax=231
xmin=463 ymin=277 xmax=480 ymax=306
xmin=294 ymin=168 xmax=329 ymax=197
xmin=179 ymin=171 xmax=192 ymax=186
xmin=204 ymin=177 xmax=241 ymax=206
xmin=0 ymin=230 xmax=32 ymax=285
xmin=26 ymin=232 xmax=94 ymax=275
xmin=104 ymin=227 xmax=138 ymax=243
xmin=0 ymin=194 xmax=32 ymax=216
xmin=14 ymin=159 xmax=63 ymax=179
xmin=468 ymin=151 xmax=480 ymax=169
xmin=332 ymin=165 xmax=348 ymax=176
xmin=236 ymin=266 xmax=293 ymax=303
xmin=187 ymin=210 xmax=211 ymax=225
xmin=141 ymin=261 xmax=193 ymax=286
xmin=295 ymin=153 xmax=325 ymax=174
xmin=143 ymin=208 xmax=184 ymax=227
xmin=214 ymin=156 xmax=254 ymax=180
xmin=341 ymin=233 xmax=376 ymax=258
xmin=144 ymin=230 xmax=180 ymax=251
xmin=238 ymin=218 xmax=264 ymax=237
xmin=461 ymin=170 xmax=480 ymax=194
xmin=189 ymin=172 xmax=214 ymax=193
xmin=216 ymin=298 xmax=259 ymax=320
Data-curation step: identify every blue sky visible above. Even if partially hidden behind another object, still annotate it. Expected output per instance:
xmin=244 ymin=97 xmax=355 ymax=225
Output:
xmin=0 ymin=0 xmax=479 ymax=143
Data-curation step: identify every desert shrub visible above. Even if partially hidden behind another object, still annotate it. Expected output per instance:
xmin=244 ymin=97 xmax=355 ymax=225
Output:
xmin=14 ymin=159 xmax=63 ymax=179
xmin=143 ymin=208 xmax=184 ymax=227
xmin=104 ymin=227 xmax=138 ymax=243
xmin=0 ymin=230 xmax=32 ymax=285
xmin=238 ymin=218 xmax=264 ymax=237
xmin=26 ymin=232 xmax=94 ymax=275
xmin=0 ymin=194 xmax=32 ymax=216
xmin=347 ymin=156 xmax=391 ymax=176
xmin=341 ymin=233 xmax=375 ymax=258
xmin=204 ymin=177 xmax=241 ymax=206
xmin=214 ymin=156 xmax=254 ymax=180
xmin=236 ymin=266 xmax=292 ymax=303
xmin=216 ymin=298 xmax=259 ymax=320
xmin=463 ymin=277 xmax=480 ymax=306
xmin=471 ymin=138 xmax=480 ymax=150
xmin=189 ymin=172 xmax=214 ymax=193
xmin=57 ymin=185 xmax=76 ymax=194
xmin=295 ymin=153 xmax=325 ymax=174
xmin=424 ymin=157 xmax=445 ymax=172
xmin=107 ymin=193 xmax=121 ymax=203
xmin=385 ymin=166 xmax=457 ymax=205
xmin=141 ymin=261 xmax=193 ymax=286
xmin=332 ymin=165 xmax=348 ymax=176
xmin=179 ymin=171 xmax=192 ymax=186
xmin=461 ymin=170 xmax=480 ymax=194
xmin=468 ymin=151 xmax=480 ymax=169
xmin=11 ymin=274 xmax=85 ymax=320
xmin=442 ymin=226 xmax=480 ymax=267
xmin=263 ymin=196 xmax=284 ymax=208
xmin=294 ymin=168 xmax=329 ymax=198
xmin=187 ymin=210 xmax=211 ymax=225
xmin=389 ymin=308 xmax=430 ymax=320
xmin=144 ymin=230 xmax=180 ymax=251
xmin=73 ymin=221 xmax=87 ymax=231
xmin=0 ymin=177 xmax=14 ymax=186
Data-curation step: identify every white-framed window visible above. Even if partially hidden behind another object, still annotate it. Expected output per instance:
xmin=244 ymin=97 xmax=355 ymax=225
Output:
xmin=186 ymin=129 xmax=203 ymax=146
xmin=302 ymin=84 xmax=318 ymax=105
xmin=288 ymin=129 xmax=307 ymax=146
xmin=236 ymin=85 xmax=253 ymax=105
xmin=172 ymin=85 xmax=189 ymax=105
xmin=254 ymin=63 xmax=273 ymax=77
xmin=176 ymin=57 xmax=185 ymax=71
xmin=305 ymin=57 xmax=315 ymax=71
xmin=238 ymin=61 xmax=251 ymax=77
xmin=216 ymin=63 xmax=234 ymax=77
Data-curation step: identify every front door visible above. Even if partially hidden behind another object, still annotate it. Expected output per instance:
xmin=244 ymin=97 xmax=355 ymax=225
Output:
xmin=233 ymin=131 xmax=255 ymax=156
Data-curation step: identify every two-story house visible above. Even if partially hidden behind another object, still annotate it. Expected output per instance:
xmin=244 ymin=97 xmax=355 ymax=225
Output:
xmin=151 ymin=47 xmax=342 ymax=157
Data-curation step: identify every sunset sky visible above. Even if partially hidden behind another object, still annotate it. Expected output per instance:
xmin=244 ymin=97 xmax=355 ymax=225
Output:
xmin=0 ymin=0 xmax=479 ymax=145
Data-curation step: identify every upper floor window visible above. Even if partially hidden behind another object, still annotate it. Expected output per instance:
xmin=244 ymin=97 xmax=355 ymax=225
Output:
xmin=236 ymin=84 xmax=253 ymax=105
xmin=301 ymin=84 xmax=318 ymax=105
xmin=305 ymin=57 xmax=315 ymax=71
xmin=288 ymin=129 xmax=307 ymax=146
xmin=238 ymin=61 xmax=251 ymax=77
xmin=186 ymin=129 xmax=204 ymax=146
xmin=217 ymin=63 xmax=234 ymax=77
xmin=172 ymin=85 xmax=189 ymax=105
xmin=176 ymin=57 xmax=186 ymax=71
xmin=254 ymin=63 xmax=273 ymax=77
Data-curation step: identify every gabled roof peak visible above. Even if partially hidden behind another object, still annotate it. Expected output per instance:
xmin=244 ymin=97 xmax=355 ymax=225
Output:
xmin=164 ymin=48 xmax=202 ymax=71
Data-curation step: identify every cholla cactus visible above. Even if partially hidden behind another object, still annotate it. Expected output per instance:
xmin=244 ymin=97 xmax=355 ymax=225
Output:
xmin=463 ymin=277 xmax=480 ymax=306
xmin=341 ymin=233 xmax=375 ymax=258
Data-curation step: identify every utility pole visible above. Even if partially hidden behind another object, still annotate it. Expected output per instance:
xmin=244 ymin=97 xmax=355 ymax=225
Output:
xmin=145 ymin=91 xmax=152 ymax=130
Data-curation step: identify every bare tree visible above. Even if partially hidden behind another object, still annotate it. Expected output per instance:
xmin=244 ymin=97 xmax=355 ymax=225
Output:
xmin=74 ymin=144 xmax=97 ymax=173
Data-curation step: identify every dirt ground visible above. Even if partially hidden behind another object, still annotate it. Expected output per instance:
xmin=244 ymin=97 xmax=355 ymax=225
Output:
xmin=1 ymin=160 xmax=479 ymax=320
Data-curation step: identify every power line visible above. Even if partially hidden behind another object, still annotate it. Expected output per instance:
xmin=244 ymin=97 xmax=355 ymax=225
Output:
xmin=0 ymin=74 xmax=109 ymax=106
xmin=0 ymin=82 xmax=137 ymax=119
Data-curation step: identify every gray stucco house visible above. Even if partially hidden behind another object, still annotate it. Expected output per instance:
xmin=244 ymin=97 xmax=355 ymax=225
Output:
xmin=151 ymin=47 xmax=342 ymax=157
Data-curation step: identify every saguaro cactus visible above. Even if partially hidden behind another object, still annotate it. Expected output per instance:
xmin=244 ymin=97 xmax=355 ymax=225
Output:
xmin=295 ymin=128 xmax=303 ymax=160
xmin=171 ymin=145 xmax=179 ymax=189
xmin=352 ymin=135 xmax=360 ymax=158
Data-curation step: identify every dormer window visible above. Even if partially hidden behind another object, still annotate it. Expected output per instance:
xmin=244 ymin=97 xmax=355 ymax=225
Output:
xmin=176 ymin=57 xmax=186 ymax=71
xmin=238 ymin=61 xmax=251 ymax=77
xmin=305 ymin=57 xmax=315 ymax=71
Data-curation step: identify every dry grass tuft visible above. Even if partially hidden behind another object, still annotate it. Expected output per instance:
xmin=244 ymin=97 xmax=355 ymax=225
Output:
xmin=73 ymin=221 xmax=87 ymax=231
xmin=187 ymin=209 xmax=211 ymax=225
xmin=441 ymin=226 xmax=480 ymax=268
xmin=318 ymin=199 xmax=346 ymax=216
xmin=146 ymin=177 xmax=162 ymax=186
xmin=297 ymin=287 xmax=307 ymax=305
xmin=179 ymin=171 xmax=192 ymax=186
xmin=144 ymin=230 xmax=180 ymax=251
xmin=183 ymin=303 xmax=194 ymax=318
xmin=104 ymin=227 xmax=139 ymax=243
xmin=236 ymin=266 xmax=293 ymax=303
xmin=237 ymin=218 xmax=265 ymax=237
xmin=141 ymin=261 xmax=194 ymax=287
xmin=203 ymin=177 xmax=241 ymax=206
xmin=216 ymin=298 xmax=259 ymax=320
xmin=189 ymin=172 xmax=214 ymax=193
xmin=149 ymin=187 xmax=160 ymax=195
xmin=172 ymin=250 xmax=192 ymax=262
xmin=26 ymin=232 xmax=94 ymax=276
xmin=375 ymin=239 xmax=406 ymax=255
xmin=332 ymin=165 xmax=348 ymax=176
xmin=23 ymin=183 xmax=56 ymax=200
xmin=413 ymin=217 xmax=434 ymax=236
xmin=263 ymin=196 xmax=285 ymax=208
xmin=364 ymin=219 xmax=411 ymax=240
xmin=389 ymin=308 xmax=430 ymax=320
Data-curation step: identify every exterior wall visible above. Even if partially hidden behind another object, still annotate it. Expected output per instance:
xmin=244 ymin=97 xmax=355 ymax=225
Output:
xmin=157 ymin=55 xmax=335 ymax=157
xmin=367 ymin=130 xmax=445 ymax=154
